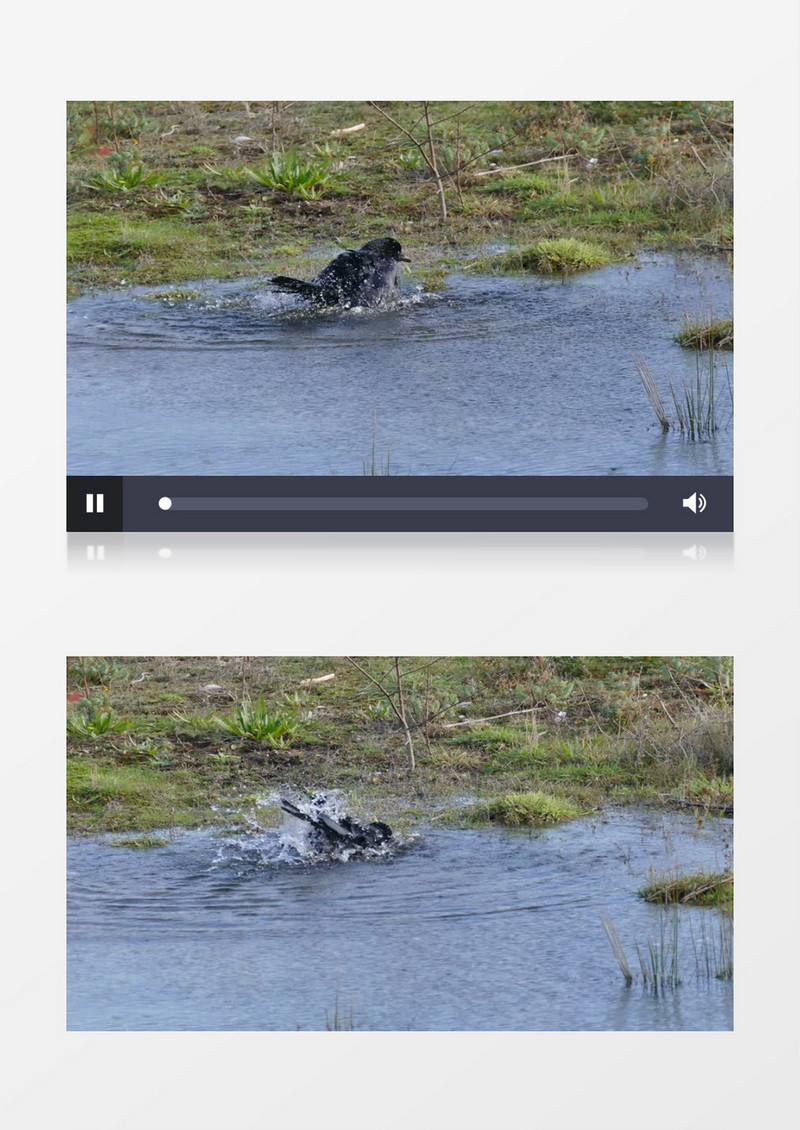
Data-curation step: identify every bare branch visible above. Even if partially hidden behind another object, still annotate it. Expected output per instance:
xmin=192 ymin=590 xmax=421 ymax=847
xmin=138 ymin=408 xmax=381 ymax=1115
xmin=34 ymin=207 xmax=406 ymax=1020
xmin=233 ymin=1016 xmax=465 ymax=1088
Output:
xmin=472 ymin=153 xmax=576 ymax=177
xmin=367 ymin=101 xmax=446 ymax=223
xmin=423 ymin=101 xmax=447 ymax=222
xmin=442 ymin=707 xmax=542 ymax=728
xmin=345 ymin=656 xmax=415 ymax=770
xmin=367 ymin=101 xmax=439 ymax=178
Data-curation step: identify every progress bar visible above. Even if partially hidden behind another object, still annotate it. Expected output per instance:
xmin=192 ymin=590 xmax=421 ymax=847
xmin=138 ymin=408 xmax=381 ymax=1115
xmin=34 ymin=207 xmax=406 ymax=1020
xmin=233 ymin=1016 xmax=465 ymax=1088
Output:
xmin=159 ymin=496 xmax=650 ymax=512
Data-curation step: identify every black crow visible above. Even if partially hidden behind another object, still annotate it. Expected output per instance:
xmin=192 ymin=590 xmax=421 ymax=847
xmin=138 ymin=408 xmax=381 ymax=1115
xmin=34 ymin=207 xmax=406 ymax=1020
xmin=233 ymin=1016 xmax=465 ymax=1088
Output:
xmin=270 ymin=238 xmax=411 ymax=307
xmin=280 ymin=795 xmax=393 ymax=851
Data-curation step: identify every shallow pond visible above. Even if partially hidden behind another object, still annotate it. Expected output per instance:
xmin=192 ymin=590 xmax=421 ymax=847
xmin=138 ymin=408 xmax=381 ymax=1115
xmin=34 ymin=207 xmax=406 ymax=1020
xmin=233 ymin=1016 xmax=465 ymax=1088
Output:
xmin=67 ymin=253 xmax=732 ymax=476
xmin=67 ymin=807 xmax=732 ymax=1031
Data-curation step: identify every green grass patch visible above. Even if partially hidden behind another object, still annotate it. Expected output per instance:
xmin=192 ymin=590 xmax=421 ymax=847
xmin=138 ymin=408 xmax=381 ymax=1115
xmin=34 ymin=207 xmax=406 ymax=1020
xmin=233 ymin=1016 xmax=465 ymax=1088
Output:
xmin=464 ymin=790 xmax=581 ymax=826
xmin=675 ymin=315 xmax=733 ymax=350
xmin=640 ymin=870 xmax=732 ymax=910
xmin=476 ymin=172 xmax=555 ymax=196
xmin=68 ymin=212 xmax=189 ymax=263
xmin=66 ymin=210 xmax=259 ymax=291
xmin=475 ymin=238 xmax=612 ymax=275
xmin=67 ymin=758 xmax=214 ymax=833
xmin=447 ymin=724 xmax=527 ymax=749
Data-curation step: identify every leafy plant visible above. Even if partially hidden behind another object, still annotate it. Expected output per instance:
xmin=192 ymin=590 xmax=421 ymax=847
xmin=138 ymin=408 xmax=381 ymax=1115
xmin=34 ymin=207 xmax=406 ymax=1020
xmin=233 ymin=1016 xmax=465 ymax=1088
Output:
xmin=395 ymin=148 xmax=422 ymax=170
xmin=86 ymin=161 xmax=164 ymax=193
xmin=203 ymin=163 xmax=251 ymax=183
xmin=245 ymin=150 xmax=331 ymax=198
xmin=171 ymin=710 xmax=217 ymax=729
xmin=67 ymin=707 xmax=131 ymax=737
xmin=214 ymin=699 xmax=300 ymax=746
xmin=68 ymin=657 xmax=125 ymax=686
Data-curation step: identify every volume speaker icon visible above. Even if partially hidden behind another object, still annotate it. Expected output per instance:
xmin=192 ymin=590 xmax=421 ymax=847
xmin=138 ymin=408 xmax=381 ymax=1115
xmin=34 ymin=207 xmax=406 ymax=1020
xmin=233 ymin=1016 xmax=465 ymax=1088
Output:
xmin=682 ymin=492 xmax=707 ymax=514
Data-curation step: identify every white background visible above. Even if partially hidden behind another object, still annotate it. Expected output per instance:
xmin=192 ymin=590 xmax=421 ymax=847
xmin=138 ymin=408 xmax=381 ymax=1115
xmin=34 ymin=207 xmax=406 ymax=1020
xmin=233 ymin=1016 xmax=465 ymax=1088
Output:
xmin=3 ymin=2 xmax=800 ymax=1127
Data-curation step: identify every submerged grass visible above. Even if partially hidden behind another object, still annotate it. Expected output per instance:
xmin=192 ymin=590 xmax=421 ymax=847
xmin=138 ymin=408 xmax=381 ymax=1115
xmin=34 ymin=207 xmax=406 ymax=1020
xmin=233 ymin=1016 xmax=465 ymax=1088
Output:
xmin=109 ymin=834 xmax=171 ymax=849
xmin=142 ymin=287 xmax=203 ymax=302
xmin=325 ymin=990 xmax=355 ymax=1030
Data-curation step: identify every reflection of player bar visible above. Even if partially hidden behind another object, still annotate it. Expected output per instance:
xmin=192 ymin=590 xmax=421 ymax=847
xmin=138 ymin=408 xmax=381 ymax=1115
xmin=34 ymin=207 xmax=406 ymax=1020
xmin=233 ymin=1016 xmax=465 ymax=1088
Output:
xmin=161 ymin=496 xmax=649 ymax=512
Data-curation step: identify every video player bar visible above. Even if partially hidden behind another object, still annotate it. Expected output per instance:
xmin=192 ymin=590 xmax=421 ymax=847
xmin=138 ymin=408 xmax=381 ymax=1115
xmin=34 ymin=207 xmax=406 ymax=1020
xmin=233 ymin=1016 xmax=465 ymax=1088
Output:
xmin=67 ymin=476 xmax=733 ymax=532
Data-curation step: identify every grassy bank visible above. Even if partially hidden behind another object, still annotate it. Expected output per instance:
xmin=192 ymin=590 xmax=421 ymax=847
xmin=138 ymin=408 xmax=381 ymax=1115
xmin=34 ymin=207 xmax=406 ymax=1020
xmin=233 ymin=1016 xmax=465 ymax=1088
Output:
xmin=67 ymin=101 xmax=732 ymax=295
xmin=66 ymin=656 xmax=733 ymax=835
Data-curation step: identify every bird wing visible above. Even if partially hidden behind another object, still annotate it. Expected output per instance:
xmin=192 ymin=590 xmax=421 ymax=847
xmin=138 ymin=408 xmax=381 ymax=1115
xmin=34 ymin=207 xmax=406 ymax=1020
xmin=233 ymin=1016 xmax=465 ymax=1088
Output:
xmin=313 ymin=250 xmax=375 ymax=303
xmin=280 ymin=798 xmax=318 ymax=825
xmin=317 ymin=812 xmax=355 ymax=840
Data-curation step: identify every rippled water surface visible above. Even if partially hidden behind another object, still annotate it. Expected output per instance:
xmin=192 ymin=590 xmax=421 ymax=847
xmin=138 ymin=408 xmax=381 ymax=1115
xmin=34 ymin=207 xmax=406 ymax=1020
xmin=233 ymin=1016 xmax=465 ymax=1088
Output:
xmin=67 ymin=254 xmax=732 ymax=475
xmin=67 ymin=808 xmax=732 ymax=1030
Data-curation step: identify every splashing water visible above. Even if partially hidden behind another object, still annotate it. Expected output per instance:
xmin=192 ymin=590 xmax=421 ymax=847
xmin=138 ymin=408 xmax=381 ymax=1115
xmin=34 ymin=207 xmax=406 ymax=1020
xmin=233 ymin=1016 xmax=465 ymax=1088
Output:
xmin=212 ymin=791 xmax=402 ymax=872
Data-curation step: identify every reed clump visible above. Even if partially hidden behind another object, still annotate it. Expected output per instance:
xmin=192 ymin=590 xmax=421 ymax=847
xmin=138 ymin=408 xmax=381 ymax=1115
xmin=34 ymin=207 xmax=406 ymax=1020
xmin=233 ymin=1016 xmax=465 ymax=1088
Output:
xmin=635 ymin=352 xmax=732 ymax=441
xmin=604 ymin=905 xmax=733 ymax=990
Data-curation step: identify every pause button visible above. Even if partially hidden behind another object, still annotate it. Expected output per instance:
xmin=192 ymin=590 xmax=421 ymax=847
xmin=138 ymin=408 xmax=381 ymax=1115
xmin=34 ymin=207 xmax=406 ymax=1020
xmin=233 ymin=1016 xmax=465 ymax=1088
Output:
xmin=85 ymin=493 xmax=104 ymax=514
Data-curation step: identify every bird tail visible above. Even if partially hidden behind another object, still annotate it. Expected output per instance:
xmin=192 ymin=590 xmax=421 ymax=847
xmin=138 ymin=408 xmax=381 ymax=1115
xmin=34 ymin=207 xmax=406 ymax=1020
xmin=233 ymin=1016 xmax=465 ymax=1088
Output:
xmin=270 ymin=276 xmax=325 ymax=300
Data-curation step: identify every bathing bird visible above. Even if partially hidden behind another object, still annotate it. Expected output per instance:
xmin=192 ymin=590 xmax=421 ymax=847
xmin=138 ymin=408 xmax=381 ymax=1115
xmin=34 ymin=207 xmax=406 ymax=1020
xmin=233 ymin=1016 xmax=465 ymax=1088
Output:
xmin=280 ymin=795 xmax=393 ymax=851
xmin=269 ymin=238 xmax=411 ymax=307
